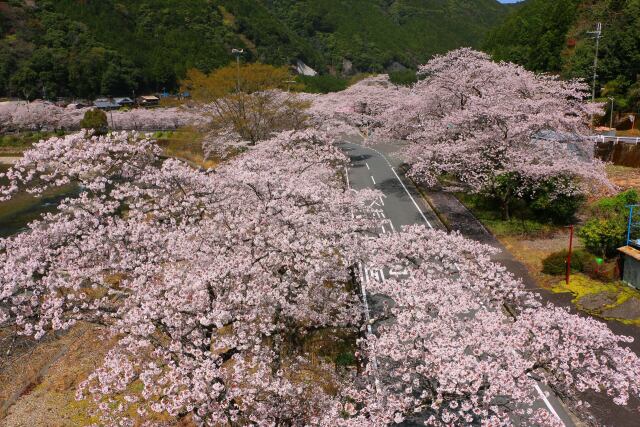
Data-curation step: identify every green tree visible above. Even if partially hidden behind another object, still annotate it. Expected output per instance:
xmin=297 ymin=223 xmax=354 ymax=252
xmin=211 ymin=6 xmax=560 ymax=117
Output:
xmin=9 ymin=66 xmax=39 ymax=100
xmin=578 ymin=190 xmax=639 ymax=258
xmin=80 ymin=109 xmax=108 ymax=135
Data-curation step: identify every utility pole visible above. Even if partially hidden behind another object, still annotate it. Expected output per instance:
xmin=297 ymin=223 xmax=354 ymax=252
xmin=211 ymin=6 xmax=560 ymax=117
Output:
xmin=588 ymin=22 xmax=602 ymax=127
xmin=231 ymin=48 xmax=244 ymax=93
xmin=608 ymin=97 xmax=615 ymax=129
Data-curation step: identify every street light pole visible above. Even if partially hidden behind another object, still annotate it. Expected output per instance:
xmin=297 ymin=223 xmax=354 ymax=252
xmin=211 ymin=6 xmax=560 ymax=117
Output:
xmin=231 ymin=48 xmax=244 ymax=93
xmin=608 ymin=97 xmax=615 ymax=129
xmin=588 ymin=22 xmax=602 ymax=128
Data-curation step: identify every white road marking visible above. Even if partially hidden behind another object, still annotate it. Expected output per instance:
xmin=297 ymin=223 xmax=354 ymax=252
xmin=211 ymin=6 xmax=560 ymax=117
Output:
xmin=370 ymin=175 xmax=376 ymax=185
xmin=361 ymin=144 xmax=433 ymax=229
xmin=350 ymin=141 xmax=569 ymax=425
xmin=391 ymin=167 xmax=432 ymax=229
xmin=533 ymin=378 xmax=565 ymax=424
xmin=366 ymin=162 xmax=370 ymax=170
xmin=346 ymin=165 xmax=380 ymax=393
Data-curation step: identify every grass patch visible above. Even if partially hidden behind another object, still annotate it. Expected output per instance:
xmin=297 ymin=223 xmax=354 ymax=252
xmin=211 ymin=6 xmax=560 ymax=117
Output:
xmin=456 ymin=192 xmax=557 ymax=238
xmin=0 ymin=130 xmax=67 ymax=154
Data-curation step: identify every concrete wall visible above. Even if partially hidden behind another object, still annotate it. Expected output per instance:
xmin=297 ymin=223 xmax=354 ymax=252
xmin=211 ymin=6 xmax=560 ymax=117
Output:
xmin=597 ymin=141 xmax=640 ymax=167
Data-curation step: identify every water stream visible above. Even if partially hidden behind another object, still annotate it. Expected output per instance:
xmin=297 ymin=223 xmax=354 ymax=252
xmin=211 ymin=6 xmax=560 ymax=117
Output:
xmin=0 ymin=164 xmax=78 ymax=238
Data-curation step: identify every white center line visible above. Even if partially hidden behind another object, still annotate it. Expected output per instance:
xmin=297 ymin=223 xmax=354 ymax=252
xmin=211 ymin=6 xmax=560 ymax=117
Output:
xmin=359 ymin=143 xmax=433 ymax=229
xmin=366 ymin=162 xmax=370 ymax=170
xmin=370 ymin=175 xmax=376 ymax=185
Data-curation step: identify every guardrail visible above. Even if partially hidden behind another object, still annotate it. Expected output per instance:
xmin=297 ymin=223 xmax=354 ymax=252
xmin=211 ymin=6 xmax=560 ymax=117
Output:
xmin=590 ymin=135 xmax=640 ymax=145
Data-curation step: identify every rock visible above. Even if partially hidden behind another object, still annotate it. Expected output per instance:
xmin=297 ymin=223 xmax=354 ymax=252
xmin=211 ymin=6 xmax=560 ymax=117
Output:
xmin=386 ymin=61 xmax=407 ymax=73
xmin=578 ymin=292 xmax=617 ymax=311
xmin=295 ymin=60 xmax=317 ymax=77
xmin=601 ymin=297 xmax=640 ymax=320
xmin=342 ymin=59 xmax=353 ymax=76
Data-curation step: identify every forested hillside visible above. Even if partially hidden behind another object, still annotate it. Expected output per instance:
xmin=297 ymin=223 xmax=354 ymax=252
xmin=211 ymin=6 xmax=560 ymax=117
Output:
xmin=485 ymin=0 xmax=640 ymax=114
xmin=0 ymin=0 xmax=509 ymax=99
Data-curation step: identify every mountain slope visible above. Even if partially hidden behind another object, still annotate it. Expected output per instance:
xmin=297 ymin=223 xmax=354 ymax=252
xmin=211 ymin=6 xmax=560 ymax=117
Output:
xmin=484 ymin=0 xmax=640 ymax=112
xmin=0 ymin=0 xmax=510 ymax=99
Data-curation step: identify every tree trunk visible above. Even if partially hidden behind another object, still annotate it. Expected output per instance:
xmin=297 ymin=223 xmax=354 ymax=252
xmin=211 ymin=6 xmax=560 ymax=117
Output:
xmin=501 ymin=199 xmax=510 ymax=221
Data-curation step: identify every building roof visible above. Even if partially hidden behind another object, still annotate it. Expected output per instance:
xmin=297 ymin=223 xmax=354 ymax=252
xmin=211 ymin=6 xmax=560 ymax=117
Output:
xmin=94 ymin=99 xmax=119 ymax=109
xmin=141 ymin=95 xmax=160 ymax=101
xmin=619 ymin=245 xmax=640 ymax=262
xmin=114 ymin=97 xmax=134 ymax=104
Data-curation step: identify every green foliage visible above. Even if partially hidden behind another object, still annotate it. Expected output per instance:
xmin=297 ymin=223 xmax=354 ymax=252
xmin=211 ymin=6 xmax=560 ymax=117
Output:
xmin=0 ymin=0 xmax=511 ymax=99
xmin=388 ymin=69 xmax=418 ymax=86
xmin=455 ymin=192 xmax=556 ymax=237
xmin=593 ymin=189 xmax=638 ymax=215
xmin=542 ymin=249 xmax=592 ymax=275
xmin=484 ymin=0 xmax=580 ymax=72
xmin=80 ymin=109 xmax=108 ymax=135
xmin=528 ymin=176 xmax=586 ymax=225
xmin=296 ymin=75 xmax=348 ymax=94
xmin=0 ymin=131 xmax=65 ymax=150
xmin=577 ymin=189 xmax=638 ymax=258
xmin=578 ymin=218 xmax=626 ymax=259
xmin=335 ymin=351 xmax=356 ymax=367
xmin=485 ymin=0 xmax=640 ymax=117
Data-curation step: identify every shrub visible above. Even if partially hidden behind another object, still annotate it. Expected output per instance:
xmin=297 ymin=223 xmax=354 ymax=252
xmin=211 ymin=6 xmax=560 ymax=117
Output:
xmin=529 ymin=191 xmax=585 ymax=225
xmin=577 ymin=189 xmax=639 ymax=258
xmin=578 ymin=218 xmax=627 ymax=259
xmin=542 ymin=249 xmax=592 ymax=275
xmin=80 ymin=109 xmax=108 ymax=134
xmin=335 ymin=351 xmax=356 ymax=367
xmin=594 ymin=189 xmax=638 ymax=215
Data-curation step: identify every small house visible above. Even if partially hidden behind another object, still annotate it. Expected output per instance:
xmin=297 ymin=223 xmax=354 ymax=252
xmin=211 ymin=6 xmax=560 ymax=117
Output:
xmin=114 ymin=97 xmax=134 ymax=107
xmin=139 ymin=95 xmax=160 ymax=107
xmin=618 ymin=246 xmax=640 ymax=290
xmin=94 ymin=98 xmax=120 ymax=110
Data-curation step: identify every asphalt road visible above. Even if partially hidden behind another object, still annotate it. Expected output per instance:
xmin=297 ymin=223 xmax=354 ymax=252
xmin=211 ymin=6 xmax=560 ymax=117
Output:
xmin=341 ymin=136 xmax=577 ymax=427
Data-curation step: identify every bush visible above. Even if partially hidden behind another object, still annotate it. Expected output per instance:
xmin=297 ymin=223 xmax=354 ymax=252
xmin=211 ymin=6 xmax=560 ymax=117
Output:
xmin=542 ymin=249 xmax=592 ymax=275
xmin=335 ymin=351 xmax=356 ymax=367
xmin=80 ymin=109 xmax=108 ymax=134
xmin=593 ymin=189 xmax=638 ymax=215
xmin=525 ymin=175 xmax=585 ymax=225
xmin=578 ymin=218 xmax=627 ymax=259
xmin=577 ymin=189 xmax=639 ymax=258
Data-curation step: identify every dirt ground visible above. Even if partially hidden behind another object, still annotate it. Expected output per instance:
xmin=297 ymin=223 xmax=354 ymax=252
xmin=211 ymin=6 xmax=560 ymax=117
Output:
xmin=606 ymin=164 xmax=640 ymax=190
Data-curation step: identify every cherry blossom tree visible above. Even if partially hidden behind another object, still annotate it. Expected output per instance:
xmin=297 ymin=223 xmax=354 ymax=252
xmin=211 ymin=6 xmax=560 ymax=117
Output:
xmin=0 ymin=100 xmax=206 ymax=132
xmin=302 ymin=75 xmax=402 ymax=135
xmin=1 ymin=126 xmax=639 ymax=424
xmin=377 ymin=49 xmax=608 ymax=219
xmin=0 ymin=129 xmax=377 ymax=425
xmin=336 ymin=227 xmax=640 ymax=426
